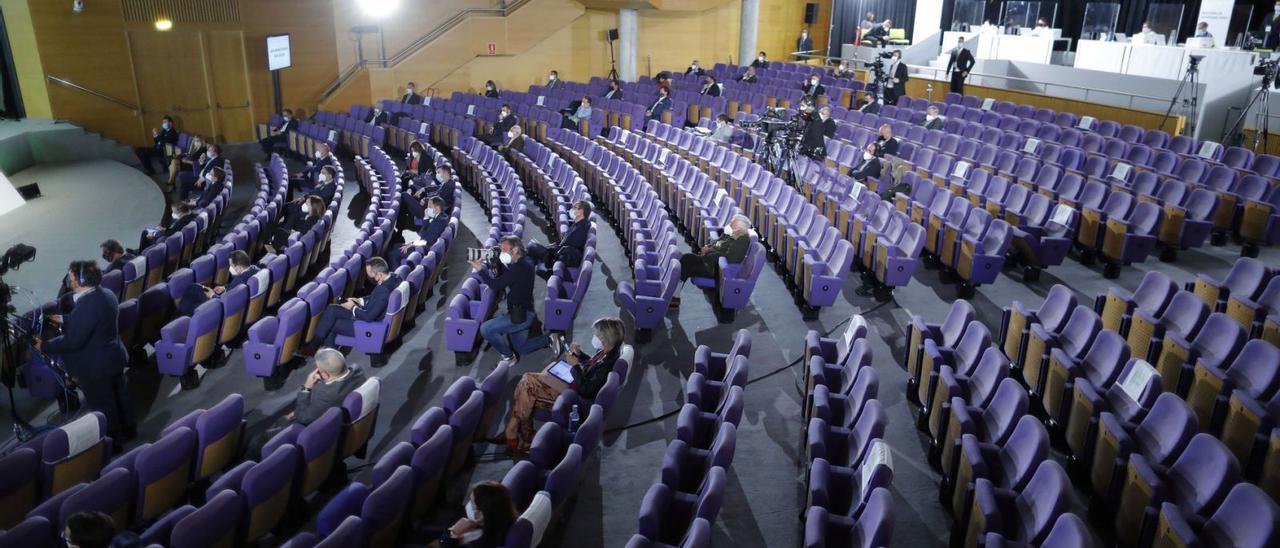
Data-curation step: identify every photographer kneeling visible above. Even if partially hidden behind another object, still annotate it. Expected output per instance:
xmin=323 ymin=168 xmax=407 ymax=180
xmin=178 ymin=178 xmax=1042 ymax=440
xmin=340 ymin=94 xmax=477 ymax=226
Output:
xmin=471 ymin=237 xmax=550 ymax=367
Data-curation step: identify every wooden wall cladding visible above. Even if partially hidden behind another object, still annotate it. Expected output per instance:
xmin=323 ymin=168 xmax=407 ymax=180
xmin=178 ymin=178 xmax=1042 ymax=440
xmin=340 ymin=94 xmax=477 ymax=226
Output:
xmin=758 ymin=0 xmax=831 ymax=64
xmin=122 ymin=0 xmax=240 ymax=23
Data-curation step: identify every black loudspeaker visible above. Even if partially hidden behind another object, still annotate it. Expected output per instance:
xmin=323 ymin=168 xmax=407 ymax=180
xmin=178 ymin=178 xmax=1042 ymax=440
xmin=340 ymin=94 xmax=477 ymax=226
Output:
xmin=804 ymin=3 xmax=817 ymax=24
xmin=17 ymin=183 xmax=41 ymax=200
xmin=607 ymin=28 xmax=619 ymax=41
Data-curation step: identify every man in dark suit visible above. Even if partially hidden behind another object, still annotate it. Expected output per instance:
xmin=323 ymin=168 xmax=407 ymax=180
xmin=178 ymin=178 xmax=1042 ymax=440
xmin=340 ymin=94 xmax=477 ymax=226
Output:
xmin=498 ymin=125 xmax=526 ymax=159
xmin=946 ymin=36 xmax=976 ymax=94
xmin=290 ymin=143 xmax=335 ymax=200
xmin=738 ymin=66 xmax=759 ymax=83
xmin=886 ymin=50 xmax=908 ymax=106
xmin=387 ymin=196 xmax=449 ymax=267
xmin=136 ymin=115 xmax=179 ymax=176
xmin=802 ymin=74 xmax=826 ymax=99
xmin=686 ymin=60 xmax=705 ymax=76
xmin=800 ymin=105 xmax=836 ymax=160
xmin=259 ymin=108 xmax=297 ymax=156
xmin=922 ymin=105 xmax=945 ymax=130
xmin=282 ymin=165 xmax=336 ymax=233
xmin=482 ymin=104 xmax=519 ymax=147
xmin=100 ymin=240 xmax=133 ymax=274
xmin=527 ymin=200 xmax=591 ymax=274
xmin=796 ymin=28 xmax=813 ymax=55
xmin=365 ymin=106 xmax=388 ymax=125
xmin=646 ymin=87 xmax=673 ymax=123
xmin=604 ymin=79 xmax=624 ymax=100
xmin=546 ymin=70 xmax=563 ymax=90
xmin=178 ymin=143 xmax=226 ymax=201
xmin=700 ymin=76 xmax=722 ymax=97
xmin=178 ymin=250 xmax=258 ymax=316
xmin=1266 ymin=4 xmax=1280 ymax=49
xmin=863 ymin=21 xmax=889 ymax=46
xmin=750 ymin=51 xmax=769 ymax=69
xmin=875 ymin=124 xmax=899 ymax=158
xmin=40 ymin=261 xmax=135 ymax=439
xmin=398 ymin=164 xmax=457 ymax=232
xmin=850 ymin=142 xmax=882 ymax=182
xmin=140 ymin=203 xmax=197 ymax=250
xmin=191 ymin=166 xmax=226 ymax=209
xmin=309 ymin=257 xmax=400 ymax=350
xmin=401 ymin=82 xmax=423 ymax=104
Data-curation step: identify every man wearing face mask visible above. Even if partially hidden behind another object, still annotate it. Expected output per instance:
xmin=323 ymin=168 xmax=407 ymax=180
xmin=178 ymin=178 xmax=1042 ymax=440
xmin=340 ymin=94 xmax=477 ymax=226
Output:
xmin=388 ymin=196 xmax=449 ymax=267
xmin=797 ymin=28 xmax=813 ymax=57
xmin=526 ymin=200 xmax=591 ymax=275
xmin=259 ymin=108 xmax=297 ymax=157
xmin=38 ymin=260 xmax=136 ymax=440
xmin=401 ymin=81 xmax=423 ymax=104
xmin=885 ymin=50 xmax=907 ymax=106
xmin=190 ymin=166 xmax=226 ymax=210
xmin=875 ymin=124 xmax=899 ymax=157
xmin=140 ymin=203 xmax=196 ymax=250
xmin=399 ymin=164 xmax=457 ymax=230
xmin=177 ymin=143 xmax=226 ymax=201
xmin=57 ymin=240 xmax=134 ymax=299
xmin=177 ymin=250 xmax=257 ymax=316
xmin=473 ymin=237 xmax=549 ymax=367
xmin=267 ymin=195 xmax=325 ymax=253
xmin=560 ymin=96 xmax=593 ymax=130
xmin=292 ymin=142 xmax=336 ymax=200
xmin=308 ymin=257 xmax=401 ymax=352
xmin=738 ymin=66 xmax=759 ymax=83
xmin=1193 ymin=21 xmax=1213 ymax=46
xmin=750 ymin=51 xmax=769 ymax=69
xmin=922 ymin=105 xmax=945 ymax=130
xmin=604 ymin=79 xmax=624 ymax=100
xmin=851 ymin=142 xmax=883 ymax=184
xmin=482 ymin=104 xmax=519 ymax=147
xmin=365 ymin=106 xmax=388 ymax=125
xmin=498 ymin=125 xmax=525 ymax=158
xmin=800 ymin=105 xmax=836 ymax=160
xmin=832 ymin=60 xmax=854 ymax=79
xmin=546 ymin=70 xmax=563 ymax=90
xmin=946 ymin=36 xmax=975 ymax=94
xmin=802 ymin=74 xmax=826 ymax=99
xmin=710 ymin=114 xmax=735 ymax=144
xmin=700 ymin=75 xmax=721 ymax=97
xmin=136 ymin=115 xmax=179 ymax=176
xmin=286 ymin=165 xmax=337 ymax=219
xmin=686 ymin=60 xmax=705 ymax=76
xmin=672 ymin=214 xmax=753 ymax=308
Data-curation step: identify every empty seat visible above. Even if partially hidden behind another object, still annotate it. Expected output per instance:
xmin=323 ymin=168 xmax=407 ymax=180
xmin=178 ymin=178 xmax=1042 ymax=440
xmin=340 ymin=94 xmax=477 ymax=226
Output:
xmin=1153 ymin=481 xmax=1279 ymax=548
xmin=959 ymin=460 xmax=1069 ymax=548
xmin=1114 ymin=434 xmax=1240 ymax=547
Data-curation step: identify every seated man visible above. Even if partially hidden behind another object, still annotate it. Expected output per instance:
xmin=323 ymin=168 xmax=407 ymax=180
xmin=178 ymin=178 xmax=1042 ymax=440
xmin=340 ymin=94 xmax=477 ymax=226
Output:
xmin=802 ymin=74 xmax=826 ymax=99
xmin=365 ymin=105 xmax=388 ymax=125
xmin=831 ymin=60 xmax=855 ymax=79
xmin=280 ymin=165 xmax=336 ymax=236
xmin=645 ymin=87 xmax=673 ymax=122
xmin=290 ymin=348 xmax=366 ymax=424
xmin=750 ymin=51 xmax=770 ymax=69
xmin=308 ymin=257 xmax=401 ymax=351
xmin=177 ymin=143 xmax=226 ymax=201
xmin=140 ymin=203 xmax=196 ymax=251
xmin=498 ymin=125 xmax=526 ymax=158
xmin=387 ymin=196 xmax=448 ymax=267
xmin=58 ymin=240 xmax=135 ymax=298
xmin=178 ymin=250 xmax=258 ymax=316
xmin=397 ymin=164 xmax=456 ymax=233
xmin=266 ymin=195 xmax=325 ymax=254
xmin=738 ymin=66 xmax=759 ymax=83
xmin=851 ymin=142 xmax=883 ymax=183
xmin=710 ymin=114 xmax=734 ymax=144
xmin=858 ymin=93 xmax=883 ymax=114
xmin=700 ymin=76 xmax=721 ymax=97
xmin=875 ymin=124 xmax=899 ymax=157
xmin=259 ymin=109 xmax=297 ymax=157
xmin=922 ymin=105 xmax=945 ymax=130
xmin=685 ymin=60 xmax=705 ymax=76
xmin=527 ymin=200 xmax=591 ymax=276
xmin=191 ymin=166 xmax=227 ymax=210
xmin=290 ymin=142 xmax=335 ymax=200
xmin=482 ymin=104 xmax=519 ymax=147
xmin=672 ymin=214 xmax=753 ymax=308
xmin=560 ymin=96 xmax=593 ymax=130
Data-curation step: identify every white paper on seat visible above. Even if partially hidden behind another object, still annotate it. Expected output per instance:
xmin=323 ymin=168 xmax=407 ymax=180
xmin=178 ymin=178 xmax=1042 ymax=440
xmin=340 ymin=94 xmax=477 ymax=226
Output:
xmin=1198 ymin=141 xmax=1220 ymax=159
xmin=840 ymin=314 xmax=868 ymax=361
xmin=419 ymin=122 xmax=429 ymax=135
xmin=355 ymin=377 xmax=380 ymax=419
xmin=953 ymin=161 xmax=971 ymax=178
xmin=394 ymin=282 xmax=411 ymax=313
xmin=252 ymin=269 xmax=271 ymax=295
xmin=861 ymin=439 xmax=893 ymax=488
xmin=1022 ymin=138 xmax=1041 ymax=155
xmin=1118 ymin=359 xmax=1156 ymax=402
xmin=423 ymin=96 xmax=432 ymax=105
xmin=63 ymin=414 xmax=101 ymax=457
xmin=1078 ymin=116 xmax=1096 ymax=130
xmin=466 ymin=105 xmax=476 ymax=116
xmin=327 ymin=130 xmax=338 ymax=142
xmin=981 ymin=98 xmax=995 ymax=111
xmin=536 ymin=96 xmax=545 ymax=106
xmin=1049 ymin=205 xmax=1075 ymax=227
xmin=128 ymin=255 xmax=147 ymax=278
xmin=1111 ymin=163 xmax=1131 ymax=180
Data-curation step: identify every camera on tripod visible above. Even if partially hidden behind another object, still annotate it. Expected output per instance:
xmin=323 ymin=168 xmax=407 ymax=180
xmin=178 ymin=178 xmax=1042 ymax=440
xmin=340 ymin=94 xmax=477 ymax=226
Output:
xmin=1254 ymin=57 xmax=1280 ymax=88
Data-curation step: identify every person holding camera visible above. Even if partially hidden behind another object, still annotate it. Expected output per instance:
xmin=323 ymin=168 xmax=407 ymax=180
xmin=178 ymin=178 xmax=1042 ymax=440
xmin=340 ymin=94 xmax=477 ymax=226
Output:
xmin=471 ymin=237 xmax=549 ymax=368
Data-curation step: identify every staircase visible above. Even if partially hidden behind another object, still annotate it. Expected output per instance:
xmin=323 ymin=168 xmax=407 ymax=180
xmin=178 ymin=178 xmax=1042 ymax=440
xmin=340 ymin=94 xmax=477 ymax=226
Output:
xmin=0 ymin=119 xmax=140 ymax=176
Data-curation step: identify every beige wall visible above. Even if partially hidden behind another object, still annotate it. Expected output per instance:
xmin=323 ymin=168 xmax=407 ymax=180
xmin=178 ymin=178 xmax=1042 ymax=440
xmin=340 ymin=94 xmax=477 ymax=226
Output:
xmin=2 ymin=0 xmax=51 ymax=118
xmin=758 ymin=0 xmax=831 ymax=62
xmin=330 ymin=0 xmax=499 ymax=72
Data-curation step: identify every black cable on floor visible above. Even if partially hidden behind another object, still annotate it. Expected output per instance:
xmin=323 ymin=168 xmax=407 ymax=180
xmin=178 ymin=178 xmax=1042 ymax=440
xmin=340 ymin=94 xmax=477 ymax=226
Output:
xmin=603 ymin=299 xmax=892 ymax=435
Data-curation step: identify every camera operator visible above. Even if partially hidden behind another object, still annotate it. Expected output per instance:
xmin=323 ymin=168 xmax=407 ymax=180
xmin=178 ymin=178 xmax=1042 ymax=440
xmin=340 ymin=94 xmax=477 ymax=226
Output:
xmin=885 ymin=50 xmax=907 ymax=106
xmin=470 ymin=237 xmax=550 ymax=367
xmin=37 ymin=260 xmax=136 ymax=440
xmin=800 ymin=105 xmax=836 ymax=160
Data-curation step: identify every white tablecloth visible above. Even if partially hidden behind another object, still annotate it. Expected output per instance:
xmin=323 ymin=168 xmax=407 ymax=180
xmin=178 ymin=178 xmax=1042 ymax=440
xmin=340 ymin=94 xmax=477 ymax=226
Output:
xmin=1074 ymin=40 xmax=1128 ymax=73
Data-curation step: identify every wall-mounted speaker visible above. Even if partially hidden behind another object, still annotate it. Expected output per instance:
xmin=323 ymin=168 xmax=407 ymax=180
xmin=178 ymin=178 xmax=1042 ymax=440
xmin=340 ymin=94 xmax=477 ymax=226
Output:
xmin=607 ymin=28 xmax=619 ymax=42
xmin=804 ymin=3 xmax=817 ymax=24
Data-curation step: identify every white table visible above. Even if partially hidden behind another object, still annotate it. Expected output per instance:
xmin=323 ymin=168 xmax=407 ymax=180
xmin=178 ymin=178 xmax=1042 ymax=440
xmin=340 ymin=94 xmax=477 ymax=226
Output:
xmin=1072 ymin=41 xmax=1258 ymax=82
xmin=994 ymin=34 xmax=1055 ymax=64
xmin=1125 ymin=43 xmax=1186 ymax=79
xmin=1074 ymin=40 xmax=1128 ymax=73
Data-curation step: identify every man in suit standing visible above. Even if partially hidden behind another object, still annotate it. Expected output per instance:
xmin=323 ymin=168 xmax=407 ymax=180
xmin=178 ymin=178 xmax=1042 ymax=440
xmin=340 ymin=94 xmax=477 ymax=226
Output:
xmin=750 ymin=51 xmax=770 ymax=69
xmin=850 ymin=142 xmax=882 ymax=183
xmin=401 ymin=82 xmax=423 ymax=104
xmin=365 ymin=106 xmax=388 ymax=125
xmin=309 ymin=257 xmax=400 ymax=350
xmin=482 ymin=104 xmax=519 ymax=146
xmin=546 ymin=70 xmax=563 ymax=90
xmin=685 ymin=60 xmax=705 ymax=76
xmin=40 ymin=261 xmax=135 ymax=439
xmin=178 ymin=250 xmax=258 ymax=316
xmin=700 ymin=76 xmax=722 ymax=97
xmin=946 ymin=36 xmax=976 ymax=95
xmin=136 ymin=115 xmax=179 ymax=176
xmin=885 ymin=50 xmax=908 ymax=106
xmin=177 ymin=143 xmax=226 ymax=201
xmin=259 ymin=109 xmax=297 ymax=156
xmin=646 ymin=86 xmax=673 ymax=123
xmin=796 ymin=28 xmax=813 ymax=56
xmin=1266 ymin=2 xmax=1280 ymax=49
xmin=802 ymin=74 xmax=826 ymax=99
xmin=387 ymin=196 xmax=449 ymax=267
xmin=922 ymin=105 xmax=945 ymax=130
xmin=527 ymin=200 xmax=591 ymax=274
xmin=800 ymin=105 xmax=836 ymax=160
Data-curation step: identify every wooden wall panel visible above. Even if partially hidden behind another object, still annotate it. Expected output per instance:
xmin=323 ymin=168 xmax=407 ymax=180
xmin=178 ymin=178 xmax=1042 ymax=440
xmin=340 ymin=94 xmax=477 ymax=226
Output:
xmin=758 ymin=0 xmax=830 ymax=63
xmin=637 ymin=3 xmax=740 ymax=74
xmin=239 ymin=0 xmax=340 ymax=123
xmin=128 ymin=30 xmax=215 ymax=139
xmin=330 ymin=0 xmax=491 ymax=71
xmin=1 ymin=0 xmax=51 ymax=117
xmin=205 ymin=31 xmax=254 ymax=143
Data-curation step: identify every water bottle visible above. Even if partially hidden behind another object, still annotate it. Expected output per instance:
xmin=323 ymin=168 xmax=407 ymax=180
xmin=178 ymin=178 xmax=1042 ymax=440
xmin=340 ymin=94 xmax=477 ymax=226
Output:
xmin=568 ymin=404 xmax=581 ymax=434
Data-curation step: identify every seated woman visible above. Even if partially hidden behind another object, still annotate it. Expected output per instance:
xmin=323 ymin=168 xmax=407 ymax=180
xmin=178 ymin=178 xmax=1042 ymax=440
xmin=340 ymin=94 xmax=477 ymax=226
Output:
xmin=483 ymin=80 xmax=501 ymax=98
xmin=429 ymin=481 xmax=517 ymax=548
xmin=167 ymin=134 xmax=205 ymax=191
xmin=265 ymin=194 xmax=324 ymax=254
xmin=401 ymin=141 xmax=433 ymax=186
xmin=497 ymin=317 xmax=623 ymax=453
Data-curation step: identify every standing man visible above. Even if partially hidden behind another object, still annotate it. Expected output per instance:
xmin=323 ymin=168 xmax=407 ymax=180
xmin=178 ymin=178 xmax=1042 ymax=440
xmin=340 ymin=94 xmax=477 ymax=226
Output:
xmin=946 ymin=36 xmax=976 ymax=95
xmin=885 ymin=50 xmax=908 ymax=106
xmin=796 ymin=28 xmax=813 ymax=56
xmin=259 ymin=109 xmax=297 ymax=157
xmin=472 ymin=237 xmax=549 ymax=367
xmin=40 ymin=261 xmax=136 ymax=440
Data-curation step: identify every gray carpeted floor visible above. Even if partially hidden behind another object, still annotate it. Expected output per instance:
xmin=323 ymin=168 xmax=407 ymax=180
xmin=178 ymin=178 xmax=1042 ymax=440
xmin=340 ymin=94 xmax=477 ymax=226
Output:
xmin=3 ymin=140 xmax=1276 ymax=547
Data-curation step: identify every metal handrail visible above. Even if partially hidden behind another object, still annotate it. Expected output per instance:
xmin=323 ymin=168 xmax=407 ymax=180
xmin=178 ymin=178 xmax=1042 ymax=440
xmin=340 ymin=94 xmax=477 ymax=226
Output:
xmin=46 ymin=75 xmax=140 ymax=114
xmin=320 ymin=0 xmax=533 ymax=100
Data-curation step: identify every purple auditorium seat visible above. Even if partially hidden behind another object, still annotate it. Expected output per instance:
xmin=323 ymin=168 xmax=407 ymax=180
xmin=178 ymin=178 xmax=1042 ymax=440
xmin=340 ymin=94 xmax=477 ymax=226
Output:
xmin=916 ymin=321 xmax=990 ymax=412
xmin=1090 ymin=391 xmax=1197 ymax=505
xmin=444 ymin=278 xmax=494 ymax=354
xmin=445 ymin=390 xmax=483 ymax=474
xmin=1156 ymin=481 xmax=1279 ymax=548
xmin=474 ymin=364 xmax=512 ymax=443
xmin=1220 ymin=146 xmax=1254 ymax=170
xmin=40 ymin=412 xmax=111 ymax=497
xmin=332 ymin=277 xmax=407 ymax=368
xmin=700 ymin=329 xmax=753 ymax=378
xmin=1184 ymin=339 xmax=1280 ymax=432
xmin=950 ymin=415 xmax=1048 ymax=521
xmin=1158 ymin=188 xmax=1217 ymax=254
xmin=163 ymin=489 xmax=240 ymax=548
xmin=107 ymin=426 xmax=196 ymax=523
xmin=1191 ymin=256 xmax=1270 ymax=312
xmin=926 ymin=347 xmax=1008 ymax=443
xmin=638 ymin=466 xmax=726 ymax=546
xmin=808 ymin=438 xmax=892 ymax=519
xmin=907 ymin=300 xmax=975 ymax=400
xmin=809 ymin=368 xmax=877 ymax=434
xmin=261 ymin=407 xmax=342 ymax=498
xmin=984 ymin=512 xmax=1092 ymax=548
xmin=1064 ymin=356 xmax=1162 ymax=462
xmin=1115 ymin=433 xmax=1240 ymax=547
xmin=216 ymin=283 xmax=249 ymax=347
xmin=1155 ymin=312 xmax=1247 ymax=395
xmin=1240 ymin=184 xmax=1280 ymax=249
xmin=1126 ymin=290 xmax=1209 ymax=364
xmin=686 ymin=356 xmax=747 ymax=414
xmin=954 ymin=218 xmax=1009 ymax=292
xmin=161 ymin=393 xmax=244 ymax=482
xmin=57 ymin=467 xmax=133 ymax=531
xmin=661 ymin=423 xmax=736 ymax=494
xmin=626 ymin=517 xmax=710 ymax=548
xmin=959 ymin=460 xmax=1069 ymax=548
xmin=543 ymin=261 xmax=593 ymax=332
xmin=1042 ymin=329 xmax=1129 ymax=427
xmin=803 ymin=487 xmax=894 ymax=548
xmin=1094 ymin=120 xmax=1120 ymax=138
xmin=243 ymin=299 xmax=306 ymax=388
xmin=1225 ymin=274 xmax=1280 ymax=339
xmin=337 ymin=377 xmax=381 ymax=460
xmin=204 ymin=444 xmax=298 ymax=544
xmin=0 ymin=448 xmax=39 ymax=527
xmin=1077 ymin=189 xmax=1134 ymax=252
xmin=940 ymin=378 xmax=1028 ymax=482
xmin=615 ymin=257 xmax=680 ymax=335
xmin=0 ymin=516 xmax=55 ymax=547
xmin=807 ymin=339 xmax=872 ymax=413
xmin=1022 ymin=305 xmax=1101 ymax=399
xmin=1097 ymin=201 xmax=1162 ymax=274
xmin=156 ymin=299 xmax=222 ymax=389
xmin=318 ymin=466 xmax=414 ymax=547
xmin=807 ymin=400 xmax=885 ymax=469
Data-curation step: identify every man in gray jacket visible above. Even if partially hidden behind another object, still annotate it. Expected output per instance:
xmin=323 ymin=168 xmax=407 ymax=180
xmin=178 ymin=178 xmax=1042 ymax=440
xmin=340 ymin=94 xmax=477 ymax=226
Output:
xmin=290 ymin=348 xmax=367 ymax=425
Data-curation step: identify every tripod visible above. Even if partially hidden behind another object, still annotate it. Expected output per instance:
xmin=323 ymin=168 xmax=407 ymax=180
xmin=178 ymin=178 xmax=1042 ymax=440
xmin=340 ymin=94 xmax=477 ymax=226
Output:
xmin=1160 ymin=55 xmax=1202 ymax=136
xmin=1221 ymin=67 xmax=1276 ymax=151
xmin=606 ymin=35 xmax=619 ymax=81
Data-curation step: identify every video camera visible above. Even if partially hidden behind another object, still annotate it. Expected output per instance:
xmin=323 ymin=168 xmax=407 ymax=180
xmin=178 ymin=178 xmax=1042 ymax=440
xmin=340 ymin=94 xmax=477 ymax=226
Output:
xmin=467 ymin=246 xmax=502 ymax=269
xmin=1255 ymin=56 xmax=1280 ymax=89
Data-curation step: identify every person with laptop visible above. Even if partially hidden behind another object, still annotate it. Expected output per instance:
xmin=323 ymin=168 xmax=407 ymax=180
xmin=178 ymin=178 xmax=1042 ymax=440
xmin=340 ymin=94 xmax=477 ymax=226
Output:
xmin=494 ymin=317 xmax=624 ymax=454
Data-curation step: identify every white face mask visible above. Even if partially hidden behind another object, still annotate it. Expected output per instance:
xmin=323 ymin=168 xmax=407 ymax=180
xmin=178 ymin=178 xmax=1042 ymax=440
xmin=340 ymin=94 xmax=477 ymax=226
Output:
xmin=508 ymin=131 xmax=517 ymax=140
xmin=758 ymin=56 xmax=765 ymax=61
xmin=723 ymin=224 xmax=735 ymax=236
xmin=320 ymin=174 xmax=332 ymax=183
xmin=465 ymin=499 xmax=478 ymax=521
xmin=591 ymin=335 xmax=604 ymax=351
xmin=207 ymin=152 xmax=217 ymax=159
xmin=549 ymin=75 xmax=557 ymax=81
xmin=811 ymin=79 xmax=819 ymax=86
xmin=926 ymin=114 xmax=937 ymax=121
xmin=864 ymin=151 xmax=874 ymax=161
xmin=229 ymin=265 xmax=244 ymax=277
xmin=499 ymin=252 xmax=513 ymax=265
xmin=162 ymin=121 xmax=171 ymax=130
xmin=437 ymin=172 xmax=448 ymax=183
xmin=314 ymin=151 xmax=323 ymax=159
xmin=407 ymin=88 xmax=415 ymax=94
xmin=205 ymin=172 xmax=217 ymax=183
xmin=427 ymin=208 xmax=440 ymax=220
xmin=499 ymin=111 xmax=508 ymax=119
xmin=301 ymin=203 xmax=311 ymax=214
xmin=412 ymin=151 xmax=421 ymax=159
xmin=487 ymin=85 xmax=494 ymax=90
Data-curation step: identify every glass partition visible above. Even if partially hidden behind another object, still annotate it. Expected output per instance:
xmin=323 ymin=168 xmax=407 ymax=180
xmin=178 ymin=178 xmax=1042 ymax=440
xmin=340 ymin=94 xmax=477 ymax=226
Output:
xmin=1001 ymin=1 xmax=1042 ymax=33
xmin=1228 ymin=4 xmax=1255 ymax=47
xmin=950 ymin=0 xmax=986 ymax=31
xmin=1139 ymin=3 xmax=1185 ymax=45
xmin=1081 ymin=2 xmax=1121 ymax=41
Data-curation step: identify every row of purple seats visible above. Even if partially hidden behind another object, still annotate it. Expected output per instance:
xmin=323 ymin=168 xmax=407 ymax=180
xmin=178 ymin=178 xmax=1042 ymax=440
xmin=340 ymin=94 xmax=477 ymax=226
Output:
xmin=311 ymin=109 xmax=384 ymax=158
xmin=644 ymin=122 xmax=853 ymax=317
xmin=443 ymin=134 xmax=528 ymax=356
xmin=800 ymin=317 xmax=894 ymax=547
xmin=289 ymin=120 xmax=340 ymax=160
xmin=629 ymin=333 xmax=749 ymax=547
